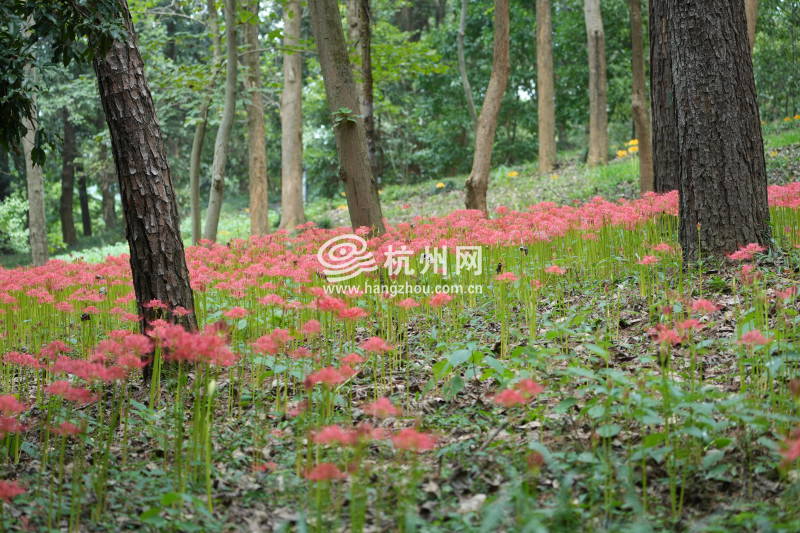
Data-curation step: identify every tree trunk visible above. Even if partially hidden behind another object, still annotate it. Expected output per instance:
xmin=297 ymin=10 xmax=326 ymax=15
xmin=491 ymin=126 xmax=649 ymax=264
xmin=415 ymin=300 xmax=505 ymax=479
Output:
xmin=60 ymin=108 xmax=78 ymax=246
xmin=649 ymin=0 xmax=680 ymax=193
xmin=629 ymin=0 xmax=654 ymax=192
xmin=346 ymin=0 xmax=379 ymax=177
xmin=464 ymin=0 xmax=510 ymax=213
xmin=203 ymin=0 xmax=237 ymax=242
xmin=99 ymin=144 xmax=117 ymax=230
xmin=536 ymin=0 xmax=557 ymax=173
xmin=663 ymin=0 xmax=771 ymax=261
xmin=457 ymin=0 xmax=478 ymax=126
xmin=93 ymin=0 xmax=197 ymax=332
xmin=584 ymin=0 xmax=608 ymax=167
xmin=279 ymin=0 xmax=306 ymax=230
xmin=22 ymin=103 xmax=48 ymax=266
xmin=78 ymin=167 xmax=92 ymax=237
xmin=745 ymin=0 xmax=758 ymax=51
xmin=309 ymin=0 xmax=384 ymax=233
xmin=245 ymin=0 xmax=269 ymax=236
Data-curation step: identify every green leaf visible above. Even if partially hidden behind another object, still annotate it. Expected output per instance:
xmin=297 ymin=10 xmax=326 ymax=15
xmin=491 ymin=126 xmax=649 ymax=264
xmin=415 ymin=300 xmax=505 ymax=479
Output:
xmin=597 ymin=423 xmax=621 ymax=438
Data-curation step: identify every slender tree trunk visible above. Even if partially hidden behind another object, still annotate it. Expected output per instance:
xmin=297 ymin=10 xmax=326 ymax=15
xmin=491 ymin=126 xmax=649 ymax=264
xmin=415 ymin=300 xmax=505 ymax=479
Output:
xmin=60 ymin=108 xmax=78 ymax=246
xmin=203 ymin=0 xmax=237 ymax=242
xmin=745 ymin=0 xmax=758 ymax=51
xmin=464 ymin=0 xmax=510 ymax=213
xmin=279 ymin=0 xmax=306 ymax=230
xmin=245 ymin=0 xmax=269 ymax=236
xmin=457 ymin=0 xmax=478 ymax=127
xmin=309 ymin=0 xmax=384 ymax=233
xmin=93 ymin=0 xmax=197 ymax=333
xmin=346 ymin=0 xmax=379 ymax=177
xmin=649 ymin=0 xmax=680 ymax=192
xmin=99 ymin=145 xmax=117 ymax=230
xmin=662 ymin=0 xmax=771 ymax=261
xmin=22 ymin=106 xmax=48 ymax=266
xmin=629 ymin=0 xmax=653 ymax=192
xmin=536 ymin=0 xmax=557 ymax=173
xmin=78 ymin=167 xmax=92 ymax=236
xmin=584 ymin=0 xmax=608 ymax=167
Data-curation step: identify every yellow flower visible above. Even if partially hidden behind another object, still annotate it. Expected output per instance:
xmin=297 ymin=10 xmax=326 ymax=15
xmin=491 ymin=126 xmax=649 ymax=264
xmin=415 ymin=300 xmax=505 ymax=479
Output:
xmin=507 ymin=170 xmax=519 ymax=178
xmin=339 ymin=191 xmax=346 ymax=197
xmin=795 ymin=114 xmax=800 ymax=120
xmin=769 ymin=150 xmax=779 ymax=157
xmin=616 ymin=150 xmax=628 ymax=159
xmin=435 ymin=182 xmax=446 ymax=188
xmin=550 ymin=173 xmax=559 ymax=180
xmin=627 ymin=139 xmax=639 ymax=146
xmin=784 ymin=117 xmax=792 ymax=122
xmin=628 ymin=146 xmax=639 ymax=154
xmin=337 ymin=205 xmax=347 ymax=211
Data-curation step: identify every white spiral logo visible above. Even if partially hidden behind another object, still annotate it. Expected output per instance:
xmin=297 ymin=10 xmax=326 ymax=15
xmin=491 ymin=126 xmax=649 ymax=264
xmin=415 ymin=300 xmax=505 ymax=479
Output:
xmin=317 ymin=234 xmax=378 ymax=282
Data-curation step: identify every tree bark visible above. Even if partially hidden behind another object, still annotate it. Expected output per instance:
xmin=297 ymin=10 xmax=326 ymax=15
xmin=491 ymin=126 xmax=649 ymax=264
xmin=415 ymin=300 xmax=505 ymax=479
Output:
xmin=629 ymin=0 xmax=654 ymax=192
xmin=22 ymin=103 xmax=48 ymax=266
xmin=536 ymin=0 xmax=557 ymax=173
xmin=584 ymin=0 xmax=608 ymax=167
xmin=457 ymin=0 xmax=478 ymax=127
xmin=279 ymin=0 xmax=306 ymax=230
xmin=78 ymin=167 xmax=92 ymax=237
xmin=60 ymin=108 xmax=78 ymax=246
xmin=745 ymin=0 xmax=758 ymax=51
xmin=309 ymin=0 xmax=384 ymax=233
xmin=93 ymin=0 xmax=197 ymax=332
xmin=346 ymin=0 xmax=378 ymax=176
xmin=464 ymin=0 xmax=510 ymax=213
xmin=664 ymin=0 xmax=771 ymax=261
xmin=649 ymin=0 xmax=680 ymax=193
xmin=203 ymin=0 xmax=237 ymax=242
xmin=245 ymin=0 xmax=269 ymax=236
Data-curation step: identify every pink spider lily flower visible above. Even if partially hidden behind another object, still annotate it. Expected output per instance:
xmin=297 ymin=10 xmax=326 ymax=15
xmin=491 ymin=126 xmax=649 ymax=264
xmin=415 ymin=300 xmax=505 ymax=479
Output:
xmin=391 ymin=428 xmax=437 ymax=452
xmin=739 ymin=329 xmax=771 ymax=346
xmin=363 ymin=397 xmax=401 ymax=418
xmin=304 ymin=463 xmax=347 ymax=481
xmin=360 ymin=336 xmax=393 ymax=354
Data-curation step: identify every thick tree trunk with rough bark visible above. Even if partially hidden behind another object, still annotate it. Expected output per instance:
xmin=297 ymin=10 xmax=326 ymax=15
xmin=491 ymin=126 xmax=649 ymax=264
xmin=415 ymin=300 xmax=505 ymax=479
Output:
xmin=78 ymin=168 xmax=92 ymax=237
xmin=629 ymin=0 xmax=654 ymax=192
xmin=584 ymin=0 xmax=608 ymax=167
xmin=279 ymin=0 xmax=306 ymax=230
xmin=22 ymin=109 xmax=48 ymax=266
xmin=746 ymin=0 xmax=758 ymax=51
xmin=60 ymin=108 xmax=78 ymax=245
xmin=93 ymin=0 xmax=197 ymax=332
xmin=245 ymin=0 xmax=269 ymax=236
xmin=536 ymin=0 xmax=557 ymax=173
xmin=465 ymin=0 xmax=509 ymax=213
xmin=203 ymin=0 xmax=237 ymax=242
xmin=309 ymin=0 xmax=384 ymax=233
xmin=457 ymin=0 xmax=477 ymax=127
xmin=346 ymin=0 xmax=378 ymax=176
xmin=664 ymin=0 xmax=771 ymax=261
xmin=650 ymin=0 xmax=680 ymax=193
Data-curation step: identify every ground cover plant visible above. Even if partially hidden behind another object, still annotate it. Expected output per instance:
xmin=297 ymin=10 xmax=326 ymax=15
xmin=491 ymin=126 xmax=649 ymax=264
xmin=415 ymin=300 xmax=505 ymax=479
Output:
xmin=1 ymin=181 xmax=799 ymax=531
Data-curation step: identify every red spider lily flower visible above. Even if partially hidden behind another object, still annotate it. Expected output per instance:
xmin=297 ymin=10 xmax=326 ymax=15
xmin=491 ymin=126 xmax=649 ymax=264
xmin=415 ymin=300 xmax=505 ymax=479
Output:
xmin=304 ymin=367 xmax=345 ymax=389
xmin=495 ymin=272 xmax=519 ymax=282
xmin=0 ymin=395 xmax=27 ymax=415
xmin=3 ymin=352 xmax=40 ymax=369
xmin=363 ymin=397 xmax=401 ymax=418
xmin=514 ymin=379 xmax=544 ymax=398
xmin=648 ymin=325 xmax=682 ymax=345
xmin=739 ymin=264 xmax=761 ymax=284
xmin=360 ymin=336 xmax=393 ymax=354
xmin=676 ymin=319 xmax=704 ymax=332
xmin=651 ymin=242 xmax=675 ymax=253
xmin=337 ymin=306 xmax=369 ymax=320
xmin=727 ymin=243 xmax=766 ymax=261
xmin=491 ymin=389 xmax=528 ymax=408
xmin=691 ymin=299 xmax=719 ymax=314
xmin=356 ymin=422 xmax=390 ymax=441
xmin=313 ymin=425 xmax=358 ymax=446
xmin=396 ymin=297 xmax=420 ymax=309
xmin=637 ymin=255 xmax=660 ymax=266
xmin=429 ymin=292 xmax=453 ymax=307
xmin=338 ymin=365 xmax=358 ymax=379
xmin=51 ymin=422 xmax=82 ymax=437
xmin=144 ymin=299 xmax=169 ymax=310
xmin=55 ymin=302 xmax=74 ymax=313
xmin=739 ymin=329 xmax=771 ymax=346
xmin=0 ymin=416 xmax=27 ymax=436
xmin=341 ymin=353 xmax=364 ymax=365
xmin=781 ymin=428 xmax=800 ymax=465
xmin=258 ymin=294 xmax=286 ymax=307
xmin=40 ymin=340 xmax=72 ymax=361
xmin=45 ymin=381 xmax=97 ymax=403
xmin=545 ymin=265 xmax=566 ymax=275
xmin=172 ymin=306 xmax=192 ymax=317
xmin=776 ymin=287 xmax=797 ymax=301
xmin=0 ymin=480 xmax=25 ymax=502
xmin=252 ymin=462 xmax=278 ymax=473
xmin=300 ymin=319 xmax=321 ymax=337
xmin=289 ymin=347 xmax=314 ymax=360
xmin=286 ymin=400 xmax=308 ymax=418
xmin=581 ymin=232 xmax=599 ymax=241
xmin=392 ymin=428 xmax=437 ymax=452
xmin=304 ymin=463 xmax=347 ymax=481
xmin=530 ymin=279 xmax=543 ymax=290
xmin=224 ymin=306 xmax=249 ymax=319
